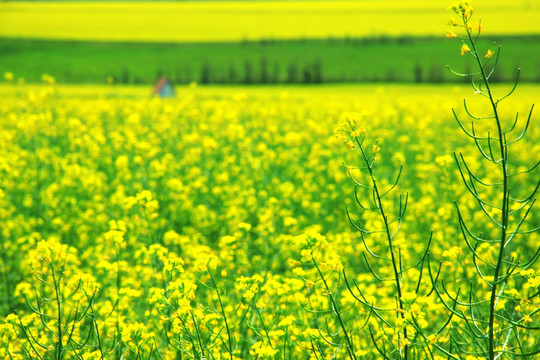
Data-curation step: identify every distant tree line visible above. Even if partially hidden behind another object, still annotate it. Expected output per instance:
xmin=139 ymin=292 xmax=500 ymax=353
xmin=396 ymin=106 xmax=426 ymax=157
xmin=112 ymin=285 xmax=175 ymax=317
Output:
xmin=113 ymin=57 xmax=531 ymax=85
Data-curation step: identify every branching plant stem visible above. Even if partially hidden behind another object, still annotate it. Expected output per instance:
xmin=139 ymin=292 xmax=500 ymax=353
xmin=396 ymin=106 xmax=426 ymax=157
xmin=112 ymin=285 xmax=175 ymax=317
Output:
xmin=51 ymin=268 xmax=64 ymax=360
xmin=356 ymin=139 xmax=409 ymax=359
xmin=312 ymin=259 xmax=357 ymax=360
xmin=463 ymin=19 xmax=509 ymax=360
xmin=208 ymin=270 xmax=234 ymax=360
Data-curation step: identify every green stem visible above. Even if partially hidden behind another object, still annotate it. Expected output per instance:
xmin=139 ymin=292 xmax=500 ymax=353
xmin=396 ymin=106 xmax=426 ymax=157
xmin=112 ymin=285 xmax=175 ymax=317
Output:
xmin=313 ymin=259 xmax=357 ymax=360
xmin=189 ymin=310 xmax=206 ymax=359
xmin=114 ymin=246 xmax=123 ymax=360
xmin=208 ymin=270 xmax=234 ymax=360
xmin=89 ymin=297 xmax=105 ymax=359
xmin=357 ymin=143 xmax=409 ymax=359
xmin=51 ymin=268 xmax=63 ymax=360
xmin=464 ymin=20 xmax=509 ymax=360
xmin=283 ymin=326 xmax=288 ymax=360
xmin=18 ymin=317 xmax=45 ymax=360
xmin=168 ymin=304 xmax=200 ymax=360
xmin=254 ymin=303 xmax=273 ymax=349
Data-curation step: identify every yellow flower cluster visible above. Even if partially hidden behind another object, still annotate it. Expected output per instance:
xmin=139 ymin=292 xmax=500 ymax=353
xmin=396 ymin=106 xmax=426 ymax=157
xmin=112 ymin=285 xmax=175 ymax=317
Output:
xmin=293 ymin=231 xmax=328 ymax=262
xmin=448 ymin=2 xmax=474 ymax=20
xmin=236 ymin=274 xmax=264 ymax=302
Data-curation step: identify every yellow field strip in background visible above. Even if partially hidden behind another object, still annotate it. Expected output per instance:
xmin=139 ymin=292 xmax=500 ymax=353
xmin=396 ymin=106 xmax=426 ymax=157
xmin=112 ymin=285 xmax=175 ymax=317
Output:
xmin=0 ymin=1 xmax=539 ymax=42
xmin=2 ymin=83 xmax=538 ymax=105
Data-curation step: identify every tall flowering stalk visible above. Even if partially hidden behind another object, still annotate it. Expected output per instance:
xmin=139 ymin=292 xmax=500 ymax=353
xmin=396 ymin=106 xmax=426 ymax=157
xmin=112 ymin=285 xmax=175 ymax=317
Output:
xmin=333 ymin=117 xmax=434 ymax=359
xmin=7 ymin=239 xmax=103 ymax=359
xmin=430 ymin=2 xmax=540 ymax=359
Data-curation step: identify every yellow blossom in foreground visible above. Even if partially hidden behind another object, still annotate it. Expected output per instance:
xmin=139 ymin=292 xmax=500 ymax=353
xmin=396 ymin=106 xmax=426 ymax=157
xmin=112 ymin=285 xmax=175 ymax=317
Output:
xmin=238 ymin=222 xmax=252 ymax=231
xmin=449 ymin=2 xmax=473 ymax=19
xmin=520 ymin=269 xmax=535 ymax=278
xmin=442 ymin=246 xmax=462 ymax=259
xmin=446 ymin=30 xmax=457 ymax=38
xmin=355 ymin=349 xmax=368 ymax=357
xmin=460 ymin=43 xmax=471 ymax=55
xmin=485 ymin=49 xmax=493 ymax=58
xmin=351 ymin=126 xmax=366 ymax=137
xmin=401 ymin=338 xmax=411 ymax=350
xmin=124 ymin=322 xmax=153 ymax=344
xmin=278 ymin=315 xmax=296 ymax=327
xmin=465 ymin=356 xmax=482 ymax=360
xmin=527 ymin=277 xmax=540 ymax=288
xmin=300 ymin=249 xmax=313 ymax=262
xmin=83 ymin=351 xmax=102 ymax=360
xmin=251 ymin=341 xmax=277 ymax=358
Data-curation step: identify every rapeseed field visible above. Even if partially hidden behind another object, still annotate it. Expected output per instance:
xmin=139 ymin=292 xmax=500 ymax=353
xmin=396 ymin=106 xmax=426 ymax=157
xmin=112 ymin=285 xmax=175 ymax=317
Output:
xmin=0 ymin=81 xmax=538 ymax=358
xmin=1 ymin=1 xmax=539 ymax=42
xmin=1 ymin=2 xmax=539 ymax=359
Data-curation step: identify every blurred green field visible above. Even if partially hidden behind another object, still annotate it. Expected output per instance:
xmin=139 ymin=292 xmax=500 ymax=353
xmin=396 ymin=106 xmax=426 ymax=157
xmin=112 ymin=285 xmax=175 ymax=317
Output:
xmin=2 ymin=36 xmax=540 ymax=84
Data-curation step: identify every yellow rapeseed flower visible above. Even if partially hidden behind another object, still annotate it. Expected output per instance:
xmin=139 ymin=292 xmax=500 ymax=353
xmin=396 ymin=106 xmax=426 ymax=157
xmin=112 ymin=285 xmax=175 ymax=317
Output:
xmin=238 ymin=222 xmax=252 ymax=231
xmin=527 ymin=277 xmax=540 ymax=288
xmin=485 ymin=49 xmax=494 ymax=59
xmin=251 ymin=341 xmax=278 ymax=358
xmin=400 ymin=338 xmax=411 ymax=350
xmin=355 ymin=349 xmax=368 ymax=357
xmin=446 ymin=30 xmax=457 ymax=38
xmin=82 ymin=351 xmax=103 ymax=360
xmin=278 ymin=315 xmax=296 ymax=327
xmin=460 ymin=43 xmax=471 ymax=55
xmin=300 ymin=249 xmax=313 ymax=262
xmin=351 ymin=126 xmax=366 ymax=137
